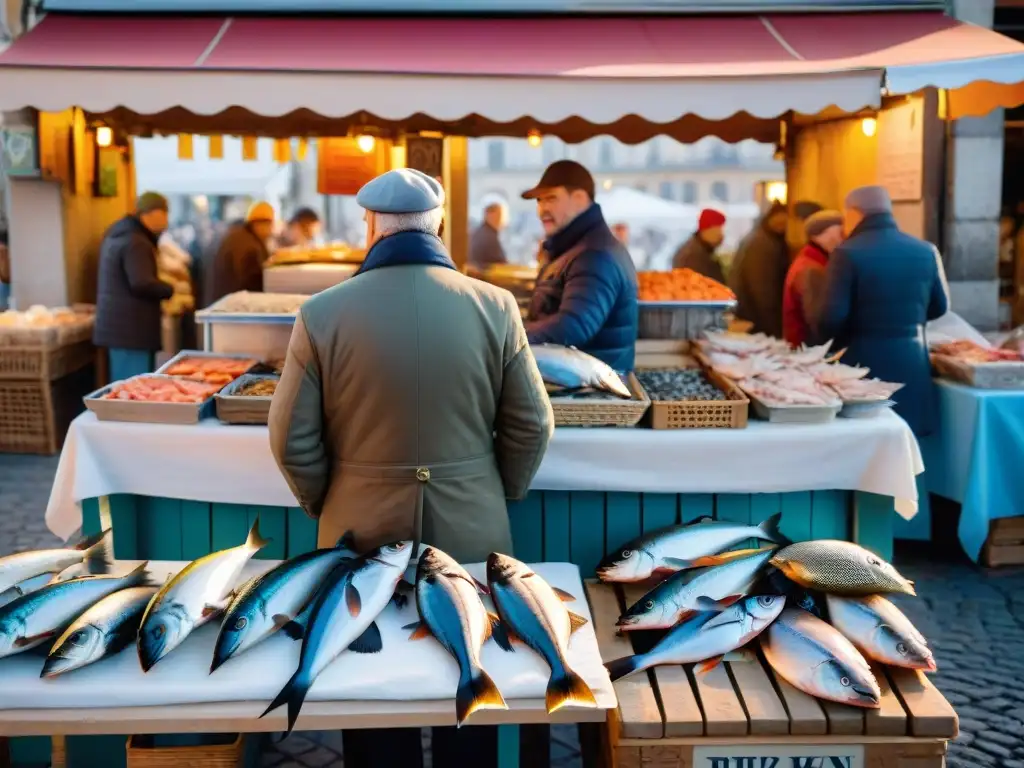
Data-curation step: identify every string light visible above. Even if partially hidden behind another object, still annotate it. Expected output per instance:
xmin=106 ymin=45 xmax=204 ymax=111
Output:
xmin=356 ymin=135 xmax=376 ymax=153
xmin=96 ymin=126 xmax=113 ymax=148
xmin=861 ymin=117 xmax=878 ymax=138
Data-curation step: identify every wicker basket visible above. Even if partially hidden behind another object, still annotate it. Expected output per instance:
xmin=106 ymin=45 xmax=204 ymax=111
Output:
xmin=549 ymin=373 xmax=650 ymax=427
xmin=637 ymin=302 xmax=734 ymax=340
xmin=643 ymin=368 xmax=749 ymax=429
xmin=126 ymin=733 xmax=245 ymax=768
xmin=215 ymin=373 xmax=279 ymax=425
xmin=0 ymin=366 xmax=92 ymax=454
xmin=931 ymin=353 xmax=1024 ymax=389
xmin=0 ymin=340 xmax=93 ymax=381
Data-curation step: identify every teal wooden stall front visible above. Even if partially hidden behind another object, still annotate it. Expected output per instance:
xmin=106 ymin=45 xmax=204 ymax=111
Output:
xmin=6 ymin=488 xmax=896 ymax=768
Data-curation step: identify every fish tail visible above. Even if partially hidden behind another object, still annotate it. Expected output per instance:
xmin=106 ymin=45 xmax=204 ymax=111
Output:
xmin=245 ymin=517 xmax=271 ymax=552
xmin=604 ymin=654 xmax=645 ymax=683
xmin=758 ymin=512 xmax=790 ymax=546
xmin=125 ymin=561 xmax=152 ymax=585
xmin=545 ymin=662 xmax=598 ymax=714
xmin=260 ymin=669 xmax=311 ymax=737
xmin=455 ymin=666 xmax=507 ymax=727
xmin=78 ymin=529 xmax=113 ymax=574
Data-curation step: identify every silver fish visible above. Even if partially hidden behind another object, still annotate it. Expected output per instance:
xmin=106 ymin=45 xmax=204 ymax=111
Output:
xmin=762 ymin=608 xmax=880 ymax=708
xmin=617 ymin=547 xmax=776 ymax=631
xmin=42 ymin=586 xmax=158 ymax=677
xmin=597 ymin=513 xmax=784 ymax=582
xmin=0 ymin=563 xmax=150 ymax=658
xmin=0 ymin=530 xmax=111 ymax=594
xmin=138 ymin=519 xmax=269 ymax=672
xmin=826 ymin=595 xmax=935 ymax=672
xmin=404 ymin=547 xmax=510 ymax=726
xmin=262 ymin=540 xmax=413 ymax=735
xmin=531 ymin=343 xmax=631 ymax=399
xmin=487 ymin=553 xmax=596 ymax=714
xmin=606 ymin=595 xmax=785 ymax=681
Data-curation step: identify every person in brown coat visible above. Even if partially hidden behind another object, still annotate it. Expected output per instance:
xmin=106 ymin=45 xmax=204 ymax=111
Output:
xmin=672 ymin=208 xmax=727 ymax=283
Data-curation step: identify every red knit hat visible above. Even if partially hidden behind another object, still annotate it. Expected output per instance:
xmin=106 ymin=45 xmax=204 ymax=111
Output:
xmin=698 ymin=208 xmax=726 ymax=231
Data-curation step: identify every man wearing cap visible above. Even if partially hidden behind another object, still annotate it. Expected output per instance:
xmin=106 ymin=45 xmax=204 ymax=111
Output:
xmin=202 ymin=200 xmax=275 ymax=307
xmin=672 ymin=208 xmax=727 ymax=283
xmin=93 ymin=192 xmax=175 ymax=381
xmin=812 ymin=186 xmax=947 ymax=435
xmin=782 ymin=210 xmax=843 ymax=347
xmin=728 ymin=201 xmax=790 ymax=338
xmin=522 ymin=160 xmax=639 ymax=371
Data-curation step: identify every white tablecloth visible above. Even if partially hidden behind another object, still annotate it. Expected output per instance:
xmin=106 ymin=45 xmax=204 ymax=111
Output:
xmin=45 ymin=412 xmax=923 ymax=542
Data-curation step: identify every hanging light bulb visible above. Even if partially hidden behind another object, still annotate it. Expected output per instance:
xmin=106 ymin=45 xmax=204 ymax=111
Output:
xmin=356 ymin=135 xmax=376 ymax=153
xmin=526 ymin=130 xmax=543 ymax=148
xmin=95 ymin=125 xmax=113 ymax=148
xmin=861 ymin=117 xmax=878 ymax=138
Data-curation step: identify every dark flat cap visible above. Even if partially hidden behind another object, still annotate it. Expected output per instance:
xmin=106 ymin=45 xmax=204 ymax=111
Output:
xmin=136 ymin=191 xmax=169 ymax=214
xmin=356 ymin=168 xmax=445 ymax=214
xmin=521 ymin=160 xmax=595 ymax=200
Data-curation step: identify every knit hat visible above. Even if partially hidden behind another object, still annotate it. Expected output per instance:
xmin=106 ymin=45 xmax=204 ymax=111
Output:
xmin=136 ymin=192 xmax=169 ymax=214
xmin=698 ymin=208 xmax=726 ymax=232
xmin=245 ymin=201 xmax=276 ymax=223
xmin=804 ymin=210 xmax=843 ymax=239
xmin=845 ymin=186 xmax=893 ymax=215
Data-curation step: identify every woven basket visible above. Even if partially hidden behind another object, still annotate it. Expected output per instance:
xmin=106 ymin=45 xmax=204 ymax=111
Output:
xmin=0 ymin=340 xmax=93 ymax=381
xmin=642 ymin=368 xmax=749 ymax=430
xmin=126 ymin=733 xmax=245 ymax=768
xmin=549 ymin=373 xmax=650 ymax=427
xmin=0 ymin=366 xmax=92 ymax=454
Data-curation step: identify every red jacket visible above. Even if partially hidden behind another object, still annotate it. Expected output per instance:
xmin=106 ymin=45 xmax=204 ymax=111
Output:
xmin=783 ymin=243 xmax=829 ymax=347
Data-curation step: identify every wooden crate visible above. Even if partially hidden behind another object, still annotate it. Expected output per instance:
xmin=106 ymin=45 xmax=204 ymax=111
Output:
xmin=0 ymin=366 xmax=92 ymax=454
xmin=585 ymin=581 xmax=958 ymax=768
xmin=126 ymin=733 xmax=245 ymax=768
xmin=982 ymin=516 xmax=1024 ymax=567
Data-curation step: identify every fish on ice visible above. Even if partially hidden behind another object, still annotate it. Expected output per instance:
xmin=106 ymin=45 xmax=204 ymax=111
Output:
xmin=770 ymin=540 xmax=916 ymax=596
xmin=530 ymin=343 xmax=631 ymax=399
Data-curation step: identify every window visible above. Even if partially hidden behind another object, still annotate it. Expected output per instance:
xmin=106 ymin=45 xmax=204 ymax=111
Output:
xmin=542 ymin=138 xmax=562 ymax=164
xmin=647 ymin=140 xmax=662 ymax=168
xmin=711 ymin=181 xmax=729 ymax=203
xmin=681 ymin=181 xmax=698 ymax=204
xmin=487 ymin=140 xmax=506 ymax=171
xmin=599 ymin=139 xmax=615 ymax=168
xmin=710 ymin=143 xmax=739 ymax=164
xmin=658 ymin=181 xmax=675 ymax=200
xmin=734 ymin=182 xmax=755 ymax=203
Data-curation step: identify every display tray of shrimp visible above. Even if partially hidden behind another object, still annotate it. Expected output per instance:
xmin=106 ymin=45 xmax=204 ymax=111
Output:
xmin=84 ymin=374 xmax=224 ymax=425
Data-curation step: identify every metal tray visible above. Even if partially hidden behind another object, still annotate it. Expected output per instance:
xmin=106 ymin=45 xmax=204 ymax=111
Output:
xmin=638 ymin=300 xmax=737 ymax=309
xmin=746 ymin=391 xmax=842 ymax=424
xmin=84 ymin=375 xmax=219 ymax=424
xmin=155 ymin=350 xmax=260 ymax=381
xmin=215 ymin=374 xmax=280 ymax=425
xmin=195 ymin=291 xmax=306 ymax=325
xmin=839 ymin=400 xmax=895 ymax=419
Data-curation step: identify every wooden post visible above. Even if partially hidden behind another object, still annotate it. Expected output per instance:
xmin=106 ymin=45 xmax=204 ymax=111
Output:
xmin=444 ymin=136 xmax=469 ymax=269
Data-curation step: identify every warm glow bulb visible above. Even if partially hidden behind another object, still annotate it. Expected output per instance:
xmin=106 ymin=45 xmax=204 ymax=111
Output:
xmin=527 ymin=130 xmax=542 ymax=148
xmin=765 ymin=181 xmax=788 ymax=204
xmin=602 ymin=179 xmax=613 ymax=191
xmin=356 ymin=135 xmax=376 ymax=153
xmin=861 ymin=117 xmax=878 ymax=138
xmin=96 ymin=126 xmax=113 ymax=148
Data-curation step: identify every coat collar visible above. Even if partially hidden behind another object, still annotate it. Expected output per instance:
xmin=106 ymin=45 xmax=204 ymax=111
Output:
xmin=801 ymin=242 xmax=829 ymax=267
xmin=128 ymin=215 xmax=160 ymax=247
xmin=355 ymin=230 xmax=457 ymax=276
xmin=690 ymin=233 xmax=715 ymax=254
xmin=850 ymin=212 xmax=897 ymax=237
xmin=544 ymin=203 xmax=608 ymax=259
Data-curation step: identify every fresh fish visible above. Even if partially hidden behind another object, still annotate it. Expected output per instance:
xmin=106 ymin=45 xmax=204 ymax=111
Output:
xmin=0 ymin=530 xmax=111 ymax=594
xmin=138 ymin=519 xmax=269 ymax=672
xmin=617 ymin=548 xmax=776 ymax=631
xmin=606 ymin=595 xmax=786 ymax=682
xmin=597 ymin=513 xmax=785 ymax=582
xmin=262 ymin=540 xmax=413 ymax=736
xmin=762 ymin=567 xmax=827 ymax=621
xmin=531 ymin=343 xmax=631 ymax=399
xmin=211 ymin=532 xmax=358 ymax=672
xmin=42 ymin=586 xmax=158 ymax=677
xmin=826 ymin=595 xmax=935 ymax=671
xmin=762 ymin=608 xmax=880 ymax=708
xmin=403 ymin=547 xmax=510 ymax=726
xmin=486 ymin=553 xmax=596 ymax=714
xmin=770 ymin=540 xmax=916 ymax=596
xmin=0 ymin=563 xmax=150 ymax=658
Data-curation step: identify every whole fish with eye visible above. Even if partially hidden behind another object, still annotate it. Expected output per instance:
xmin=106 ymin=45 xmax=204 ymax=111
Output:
xmin=770 ymin=540 xmax=916 ymax=596
xmin=530 ymin=343 xmax=631 ymax=399
xmin=597 ymin=513 xmax=785 ymax=583
xmin=486 ymin=553 xmax=596 ymax=714
xmin=0 ymin=530 xmax=111 ymax=596
xmin=211 ymin=531 xmax=359 ymax=672
xmin=762 ymin=607 xmax=880 ymax=708
xmin=138 ymin=519 xmax=269 ymax=672
xmin=0 ymin=563 xmax=150 ymax=659
xmin=826 ymin=595 xmax=935 ymax=672
xmin=403 ymin=546 xmax=511 ymax=726
xmin=262 ymin=540 xmax=413 ymax=736
xmin=617 ymin=547 xmax=776 ymax=631
xmin=42 ymin=586 xmax=158 ymax=677
xmin=606 ymin=595 xmax=786 ymax=682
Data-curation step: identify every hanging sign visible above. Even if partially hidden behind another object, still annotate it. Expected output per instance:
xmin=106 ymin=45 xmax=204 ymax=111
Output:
xmin=317 ymin=137 xmax=382 ymax=196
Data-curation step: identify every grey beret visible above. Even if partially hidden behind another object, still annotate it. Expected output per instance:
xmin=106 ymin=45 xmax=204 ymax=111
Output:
xmin=356 ymin=168 xmax=445 ymax=214
xmin=804 ymin=210 xmax=843 ymax=239
xmin=845 ymin=185 xmax=892 ymax=215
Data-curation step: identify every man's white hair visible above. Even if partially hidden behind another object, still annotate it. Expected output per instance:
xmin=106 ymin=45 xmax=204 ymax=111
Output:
xmin=374 ymin=208 xmax=444 ymax=239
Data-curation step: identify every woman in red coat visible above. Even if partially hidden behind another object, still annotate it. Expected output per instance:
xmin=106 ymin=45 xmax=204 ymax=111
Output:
xmin=783 ymin=210 xmax=844 ymax=347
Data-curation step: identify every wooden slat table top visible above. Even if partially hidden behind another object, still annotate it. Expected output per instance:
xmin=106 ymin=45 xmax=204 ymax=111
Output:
xmin=866 ymin=662 xmax=909 ymax=737
xmin=727 ymin=659 xmax=789 ymax=736
xmin=762 ymin=657 xmax=829 ymax=736
xmin=887 ymin=667 xmax=959 ymax=739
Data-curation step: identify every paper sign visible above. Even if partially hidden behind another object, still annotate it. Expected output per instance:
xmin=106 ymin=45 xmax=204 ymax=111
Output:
xmin=692 ymin=744 xmax=864 ymax=768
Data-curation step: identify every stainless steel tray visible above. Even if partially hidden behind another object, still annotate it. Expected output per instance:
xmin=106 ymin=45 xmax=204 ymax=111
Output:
xmin=84 ymin=375 xmax=218 ymax=424
xmin=638 ymin=300 xmax=737 ymax=309
xmin=194 ymin=310 xmax=299 ymax=326
xmin=746 ymin=391 xmax=842 ymax=424
xmin=839 ymin=400 xmax=895 ymax=419
xmin=155 ymin=350 xmax=260 ymax=379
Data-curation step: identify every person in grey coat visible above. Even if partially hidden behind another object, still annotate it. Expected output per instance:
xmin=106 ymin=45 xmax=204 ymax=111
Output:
xmin=672 ymin=208 xmax=727 ymax=283
xmin=728 ymin=202 xmax=790 ymax=338
xmin=467 ymin=201 xmax=508 ymax=269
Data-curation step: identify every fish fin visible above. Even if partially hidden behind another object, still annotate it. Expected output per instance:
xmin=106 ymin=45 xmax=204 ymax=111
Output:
xmin=545 ymin=664 xmax=598 ymax=714
xmin=473 ymin=577 xmax=490 ymax=596
xmin=274 ymin=615 xmax=306 ymax=641
xmin=604 ymin=655 xmax=643 ymax=682
xmin=78 ymin=529 xmax=113 ymax=574
xmin=568 ymin=611 xmax=589 ymax=635
xmin=695 ymin=656 xmax=724 ymax=675
xmin=758 ymin=512 xmax=790 ymax=546
xmin=723 ymin=649 xmax=756 ymax=664
xmin=201 ymin=602 xmax=226 ymax=619
xmin=345 ymin=583 xmax=361 ymax=617
xmin=659 ymin=557 xmax=694 ymax=570
xmin=245 ymin=517 xmax=271 ymax=552
xmin=772 ymin=560 xmax=814 ymax=589
xmin=552 ymin=587 xmax=576 ymax=603
xmin=487 ymin=614 xmax=514 ymax=652
xmin=456 ymin=666 xmax=507 ymax=727
xmin=696 ymin=595 xmax=744 ymax=613
xmin=260 ymin=669 xmax=312 ymax=737
xmin=403 ymin=621 xmax=432 ymax=641
xmin=689 ymin=550 xmax=762 ymax=568
xmin=125 ymin=561 xmax=151 ymax=585
xmin=14 ymin=631 xmax=56 ymax=648
xmin=347 ymin=622 xmax=383 ymax=654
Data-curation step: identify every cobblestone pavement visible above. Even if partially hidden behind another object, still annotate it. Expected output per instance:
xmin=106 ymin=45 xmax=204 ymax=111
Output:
xmin=2 ymin=454 xmax=1022 ymax=767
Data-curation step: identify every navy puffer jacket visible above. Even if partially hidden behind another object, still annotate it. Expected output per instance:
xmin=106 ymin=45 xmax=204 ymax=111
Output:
xmin=525 ymin=204 xmax=639 ymax=372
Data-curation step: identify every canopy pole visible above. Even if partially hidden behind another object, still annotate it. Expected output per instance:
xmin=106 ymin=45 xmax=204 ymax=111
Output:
xmin=443 ymin=136 xmax=468 ymax=269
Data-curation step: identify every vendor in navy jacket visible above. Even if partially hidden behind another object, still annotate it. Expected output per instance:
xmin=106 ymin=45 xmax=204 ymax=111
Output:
xmin=522 ymin=161 xmax=639 ymax=372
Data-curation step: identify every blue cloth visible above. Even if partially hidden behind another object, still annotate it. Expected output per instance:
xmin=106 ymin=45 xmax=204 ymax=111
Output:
xmin=920 ymin=381 xmax=1024 ymax=562
xmin=353 ymin=230 xmax=456 ymax=276
xmin=108 ymin=348 xmax=155 ymax=382
xmin=525 ymin=204 xmax=639 ymax=372
xmin=0 ymin=282 xmax=9 ymax=310
xmin=812 ymin=212 xmax=947 ymax=435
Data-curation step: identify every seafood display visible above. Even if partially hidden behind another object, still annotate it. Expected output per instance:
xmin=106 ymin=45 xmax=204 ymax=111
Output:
xmin=932 ymin=339 xmax=1022 ymax=363
xmin=161 ymin=355 xmax=257 ymax=386
xmin=531 ymin=343 xmax=632 ymax=399
xmin=235 ymin=378 xmax=279 ymax=397
xmin=204 ymin=291 xmax=308 ymax=315
xmin=825 ymin=594 xmax=935 ymax=671
xmin=635 ymin=368 xmax=728 ymax=402
xmin=637 ymin=269 xmax=735 ymax=302
xmin=100 ymin=376 xmax=223 ymax=403
xmin=770 ymin=539 xmax=916 ymax=596
xmin=0 ymin=530 xmax=110 ymax=595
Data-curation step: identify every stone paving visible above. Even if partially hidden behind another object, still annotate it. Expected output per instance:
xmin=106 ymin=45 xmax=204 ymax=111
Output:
xmin=2 ymin=453 xmax=1023 ymax=767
